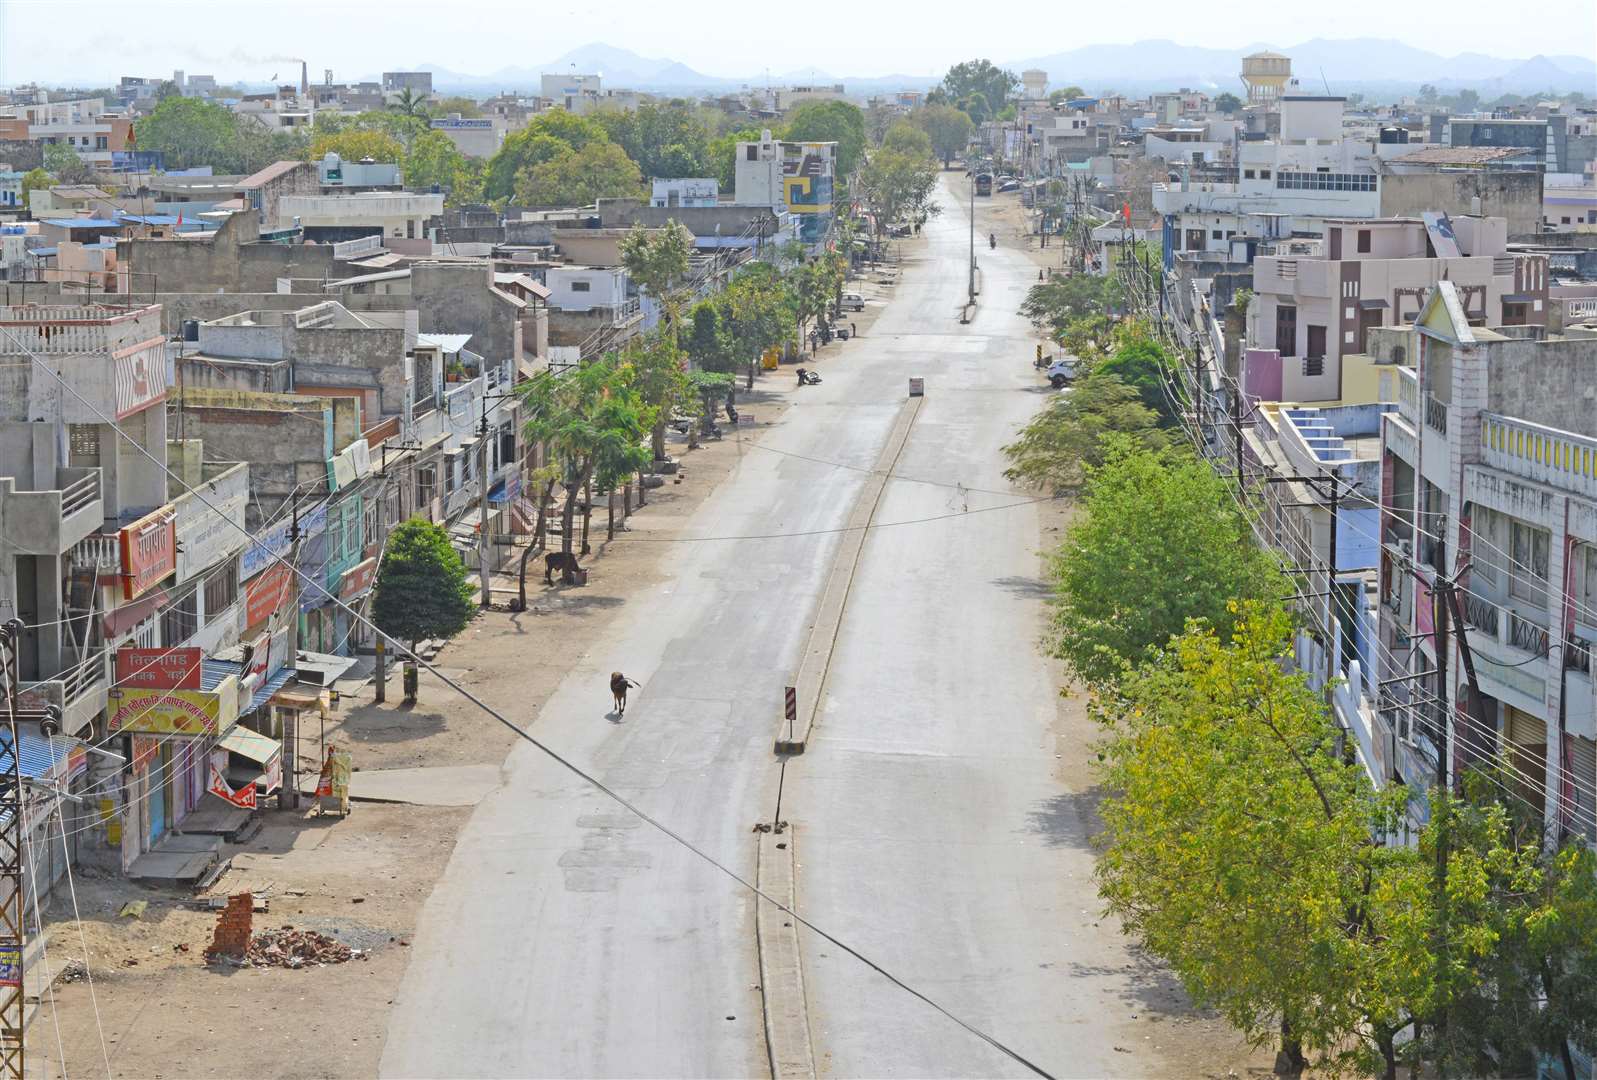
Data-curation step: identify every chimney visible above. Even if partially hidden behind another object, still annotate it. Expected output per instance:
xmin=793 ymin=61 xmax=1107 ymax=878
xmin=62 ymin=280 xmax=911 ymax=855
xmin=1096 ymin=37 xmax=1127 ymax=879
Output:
xmin=301 ymin=61 xmax=309 ymax=96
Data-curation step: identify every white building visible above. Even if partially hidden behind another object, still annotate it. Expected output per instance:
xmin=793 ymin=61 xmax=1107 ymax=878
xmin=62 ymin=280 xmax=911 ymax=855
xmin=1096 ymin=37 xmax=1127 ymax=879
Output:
xmin=541 ymin=73 xmax=602 ymax=113
xmin=275 ymin=191 xmax=444 ymax=242
xmin=651 ymin=178 xmax=718 ymax=208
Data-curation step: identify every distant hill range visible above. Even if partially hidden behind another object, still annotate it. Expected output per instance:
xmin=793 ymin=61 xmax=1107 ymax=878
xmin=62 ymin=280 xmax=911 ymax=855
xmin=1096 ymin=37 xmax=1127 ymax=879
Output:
xmin=402 ymin=38 xmax=1593 ymax=98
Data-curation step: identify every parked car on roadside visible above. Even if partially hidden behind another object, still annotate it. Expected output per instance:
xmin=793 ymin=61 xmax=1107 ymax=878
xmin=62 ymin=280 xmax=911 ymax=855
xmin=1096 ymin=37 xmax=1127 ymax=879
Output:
xmin=1046 ymin=357 xmax=1076 ymax=388
xmin=840 ymin=292 xmax=865 ymax=311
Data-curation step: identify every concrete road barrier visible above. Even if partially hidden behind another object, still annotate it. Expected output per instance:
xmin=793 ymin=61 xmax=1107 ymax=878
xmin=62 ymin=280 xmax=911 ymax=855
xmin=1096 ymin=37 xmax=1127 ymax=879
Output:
xmin=756 ymin=828 xmax=815 ymax=1079
xmin=774 ymin=395 xmax=923 ymax=753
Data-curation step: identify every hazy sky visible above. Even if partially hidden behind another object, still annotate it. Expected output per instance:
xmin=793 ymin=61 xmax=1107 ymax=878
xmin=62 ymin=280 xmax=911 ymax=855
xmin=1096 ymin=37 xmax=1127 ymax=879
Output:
xmin=1 ymin=0 xmax=1593 ymax=85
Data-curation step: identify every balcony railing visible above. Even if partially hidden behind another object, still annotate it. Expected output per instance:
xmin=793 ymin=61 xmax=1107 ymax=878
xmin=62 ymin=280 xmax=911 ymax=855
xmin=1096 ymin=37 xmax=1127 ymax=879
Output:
xmin=1480 ymin=412 xmax=1597 ymax=500
xmin=59 ymin=468 xmax=100 ymax=517
xmin=1395 ymin=366 xmax=1418 ymax=417
xmin=1564 ymin=637 xmax=1592 ymax=674
xmin=1423 ymin=393 xmax=1448 ymax=434
xmin=1464 ymin=591 xmax=1500 ymax=638
xmin=72 ymin=531 xmax=118 ymax=570
xmin=1508 ymin=609 xmax=1551 ymax=656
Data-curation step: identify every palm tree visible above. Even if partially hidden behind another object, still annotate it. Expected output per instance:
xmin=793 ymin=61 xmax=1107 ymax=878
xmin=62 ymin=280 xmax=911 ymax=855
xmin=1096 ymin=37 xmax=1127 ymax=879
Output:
xmin=389 ymin=87 xmax=429 ymax=120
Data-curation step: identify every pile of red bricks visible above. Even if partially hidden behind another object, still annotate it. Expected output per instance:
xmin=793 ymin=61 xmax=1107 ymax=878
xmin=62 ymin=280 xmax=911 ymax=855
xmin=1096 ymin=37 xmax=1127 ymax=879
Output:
xmin=246 ymin=928 xmax=361 ymax=968
xmin=204 ymin=892 xmax=253 ymax=961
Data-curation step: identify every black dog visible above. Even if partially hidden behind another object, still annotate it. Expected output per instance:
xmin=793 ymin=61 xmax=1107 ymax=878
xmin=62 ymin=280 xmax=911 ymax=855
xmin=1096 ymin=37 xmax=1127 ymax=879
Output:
xmin=545 ymin=551 xmax=582 ymax=584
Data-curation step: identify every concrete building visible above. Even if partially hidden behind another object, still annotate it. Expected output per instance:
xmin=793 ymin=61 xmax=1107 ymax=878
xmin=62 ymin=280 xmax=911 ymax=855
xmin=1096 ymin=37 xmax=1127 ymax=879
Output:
xmin=236 ymin=160 xmax=319 ymax=230
xmin=1376 ymin=282 xmax=1597 ymax=847
xmin=1543 ymin=173 xmax=1597 ymax=232
xmin=651 ymin=178 xmax=718 ymax=208
xmin=1246 ymin=215 xmax=1547 ymax=401
xmin=734 ymin=130 xmax=835 ymax=244
xmin=0 ymin=99 xmax=134 ymax=168
xmin=272 ymin=191 xmax=444 ymax=243
xmin=1240 ymin=51 xmax=1293 ymax=105
xmin=429 ymin=114 xmax=506 ymax=158
xmin=382 ymin=72 xmax=434 ymax=97
xmin=540 ymin=73 xmax=602 ymax=113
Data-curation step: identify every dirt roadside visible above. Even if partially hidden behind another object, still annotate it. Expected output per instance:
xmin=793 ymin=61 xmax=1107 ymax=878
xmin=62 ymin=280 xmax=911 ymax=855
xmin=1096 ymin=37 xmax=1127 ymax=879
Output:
xmin=31 ymin=269 xmax=902 ymax=1080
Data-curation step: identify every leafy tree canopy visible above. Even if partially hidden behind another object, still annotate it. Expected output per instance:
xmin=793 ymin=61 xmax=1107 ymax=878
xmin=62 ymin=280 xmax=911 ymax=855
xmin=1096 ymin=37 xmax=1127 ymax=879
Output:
xmin=913 ymin=104 xmax=974 ymax=166
xmin=372 ymin=519 xmax=475 ymax=651
xmin=1002 ymin=372 xmax=1167 ymax=494
xmin=1047 ymin=439 xmax=1281 ymax=687
xmin=782 ymin=100 xmax=867 ymax=178
xmin=594 ymin=102 xmax=712 ymax=180
xmin=512 ymin=140 xmax=642 ymax=209
xmin=486 ymin=111 xmax=611 ymax=201
xmin=881 ymin=119 xmax=933 ymax=160
xmin=938 ymin=59 xmax=1018 ymax=124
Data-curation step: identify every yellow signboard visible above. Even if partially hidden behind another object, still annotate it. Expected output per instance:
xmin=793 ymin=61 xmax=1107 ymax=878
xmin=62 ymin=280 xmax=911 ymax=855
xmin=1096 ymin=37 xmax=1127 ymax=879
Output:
xmin=109 ymin=688 xmax=222 ymax=736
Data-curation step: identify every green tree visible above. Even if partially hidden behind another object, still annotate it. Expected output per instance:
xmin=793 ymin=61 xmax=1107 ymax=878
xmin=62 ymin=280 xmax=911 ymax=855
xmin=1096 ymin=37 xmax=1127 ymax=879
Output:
xmin=403 ymin=129 xmax=468 ymax=191
xmin=486 ymin=111 xmax=611 ymax=201
xmin=1047 ymin=440 xmax=1280 ymax=687
xmin=720 ymin=261 xmax=797 ymax=377
xmin=1019 ymin=274 xmax=1119 ymax=335
xmin=880 ymin=119 xmax=933 ymax=160
xmin=1097 ymin=605 xmax=1402 ymax=1075
xmin=1050 ymin=85 xmax=1086 ymax=103
xmin=134 ymin=97 xmax=244 ymax=170
xmin=594 ymin=102 xmax=711 ymax=180
xmin=512 ymin=141 xmax=642 ymax=208
xmin=857 ymin=148 xmax=939 ymax=235
xmin=1097 ymin=328 xmax=1175 ymax=423
xmin=683 ymin=300 xmax=735 ymax=373
xmin=19 ymin=168 xmax=52 ymax=204
xmin=687 ymin=369 xmax=734 ymax=439
xmin=371 ymin=519 xmax=475 ymax=655
xmin=433 ymin=95 xmax=483 ymax=118
xmin=1454 ymin=88 xmax=1481 ymax=112
xmin=308 ymin=128 xmax=404 ymax=164
xmin=620 ymin=220 xmax=694 ymax=327
xmin=41 ymin=142 xmax=91 ymax=183
xmin=913 ymin=104 xmax=974 ymax=167
xmin=1214 ymin=91 xmax=1243 ymax=114
xmin=622 ymin=330 xmax=689 ymax=464
xmin=388 ymin=87 xmax=430 ymax=119
xmin=782 ymin=100 xmax=867 ymax=178
xmin=938 ymin=59 xmax=1018 ymax=124
xmin=520 ymin=358 xmax=653 ymax=558
xmin=1002 ymin=372 xmax=1167 ymax=493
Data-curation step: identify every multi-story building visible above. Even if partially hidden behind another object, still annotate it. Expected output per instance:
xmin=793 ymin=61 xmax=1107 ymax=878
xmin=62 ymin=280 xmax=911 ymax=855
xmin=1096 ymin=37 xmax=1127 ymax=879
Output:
xmin=429 ymin=114 xmax=506 ymax=158
xmin=1153 ymin=94 xmax=1383 ymax=265
xmin=382 ymin=71 xmax=433 ymax=97
xmin=540 ymin=72 xmax=601 ymax=113
xmin=1245 ymin=215 xmax=1546 ymax=401
xmin=274 ymin=190 xmax=444 ymax=243
xmin=1375 ymin=280 xmax=1596 ymax=847
xmin=0 ymin=99 xmax=135 ymax=168
xmin=734 ymin=130 xmax=835 ymax=244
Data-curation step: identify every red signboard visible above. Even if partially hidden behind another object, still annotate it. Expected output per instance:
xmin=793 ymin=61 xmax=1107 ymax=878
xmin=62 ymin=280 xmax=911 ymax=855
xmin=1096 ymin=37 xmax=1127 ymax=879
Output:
xmin=339 ymin=556 xmax=379 ymax=600
xmin=209 ymin=763 xmax=257 ymax=809
xmin=115 ymin=646 xmax=201 ymax=690
xmin=245 ymin=564 xmax=294 ymax=629
xmin=119 ymin=506 xmax=176 ymax=600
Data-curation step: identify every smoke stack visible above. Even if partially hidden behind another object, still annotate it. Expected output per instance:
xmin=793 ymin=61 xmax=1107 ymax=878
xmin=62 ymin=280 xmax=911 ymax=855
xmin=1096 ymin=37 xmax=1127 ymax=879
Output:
xmin=301 ymin=61 xmax=308 ymax=96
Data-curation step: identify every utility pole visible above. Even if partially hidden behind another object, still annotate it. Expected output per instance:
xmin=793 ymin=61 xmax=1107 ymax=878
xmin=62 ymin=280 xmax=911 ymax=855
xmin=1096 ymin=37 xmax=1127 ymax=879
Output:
xmin=284 ymin=496 xmax=303 ymax=811
xmin=0 ymin=620 xmax=26 ymax=1080
xmin=967 ymin=173 xmax=976 ymax=307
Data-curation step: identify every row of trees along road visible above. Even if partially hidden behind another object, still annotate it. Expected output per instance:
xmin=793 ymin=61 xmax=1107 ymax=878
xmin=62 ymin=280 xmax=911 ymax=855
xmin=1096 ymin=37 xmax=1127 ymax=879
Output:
xmin=1002 ymin=266 xmax=1597 ymax=1074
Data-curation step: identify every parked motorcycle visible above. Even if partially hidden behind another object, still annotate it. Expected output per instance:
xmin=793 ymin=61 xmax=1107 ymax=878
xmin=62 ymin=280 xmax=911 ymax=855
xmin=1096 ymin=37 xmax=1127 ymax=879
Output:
xmin=796 ymin=368 xmax=822 ymax=387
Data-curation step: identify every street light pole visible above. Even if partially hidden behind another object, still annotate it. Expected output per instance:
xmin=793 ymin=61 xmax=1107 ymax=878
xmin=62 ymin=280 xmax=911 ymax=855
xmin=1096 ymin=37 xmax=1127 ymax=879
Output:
xmin=968 ymin=174 xmax=976 ymax=308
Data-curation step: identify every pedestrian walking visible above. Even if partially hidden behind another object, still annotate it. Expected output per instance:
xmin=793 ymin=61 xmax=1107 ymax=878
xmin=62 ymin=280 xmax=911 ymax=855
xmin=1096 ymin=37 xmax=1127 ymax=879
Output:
xmin=850 ymin=321 xmax=857 ymax=337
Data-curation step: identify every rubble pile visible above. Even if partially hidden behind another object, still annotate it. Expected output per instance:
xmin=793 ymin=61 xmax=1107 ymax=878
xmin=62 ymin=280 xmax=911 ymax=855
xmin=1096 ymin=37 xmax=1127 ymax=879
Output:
xmin=244 ymin=927 xmax=365 ymax=969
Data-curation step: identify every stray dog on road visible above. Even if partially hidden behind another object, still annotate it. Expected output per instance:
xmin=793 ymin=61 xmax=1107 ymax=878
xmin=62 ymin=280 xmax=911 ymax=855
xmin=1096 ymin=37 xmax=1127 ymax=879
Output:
xmin=610 ymin=672 xmax=640 ymax=716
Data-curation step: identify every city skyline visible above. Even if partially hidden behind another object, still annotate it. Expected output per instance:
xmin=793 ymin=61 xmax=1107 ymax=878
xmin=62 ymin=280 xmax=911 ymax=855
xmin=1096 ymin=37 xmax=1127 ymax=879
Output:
xmin=1 ymin=0 xmax=1593 ymax=87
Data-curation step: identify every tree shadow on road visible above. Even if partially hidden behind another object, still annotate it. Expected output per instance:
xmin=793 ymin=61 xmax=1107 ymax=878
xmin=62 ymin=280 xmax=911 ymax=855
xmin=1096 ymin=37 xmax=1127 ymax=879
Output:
xmin=990 ymin=574 xmax=1054 ymax=600
xmin=1023 ymin=788 xmax=1103 ymax=849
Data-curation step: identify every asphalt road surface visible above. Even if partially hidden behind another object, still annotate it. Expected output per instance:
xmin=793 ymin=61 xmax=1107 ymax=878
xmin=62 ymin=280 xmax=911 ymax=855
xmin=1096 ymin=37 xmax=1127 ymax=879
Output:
xmin=381 ymin=178 xmax=1190 ymax=1079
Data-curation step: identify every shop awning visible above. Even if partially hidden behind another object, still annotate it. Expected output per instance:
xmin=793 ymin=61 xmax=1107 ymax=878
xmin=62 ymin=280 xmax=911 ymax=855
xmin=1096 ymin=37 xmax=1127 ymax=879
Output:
xmin=1359 ymin=298 xmax=1389 ymax=309
xmin=247 ymin=668 xmax=297 ymax=713
xmin=270 ymin=682 xmax=329 ymax=710
xmin=102 ymin=588 xmax=168 ymax=638
xmin=0 ymin=731 xmax=87 ymax=784
xmin=218 ymin=725 xmax=281 ymax=766
xmin=488 ymin=480 xmax=512 ymax=504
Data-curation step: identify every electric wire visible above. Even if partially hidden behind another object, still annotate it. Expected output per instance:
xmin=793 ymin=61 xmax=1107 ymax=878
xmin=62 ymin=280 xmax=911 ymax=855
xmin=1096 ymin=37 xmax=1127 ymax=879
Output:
xmin=4 ymin=326 xmax=1061 ymax=1080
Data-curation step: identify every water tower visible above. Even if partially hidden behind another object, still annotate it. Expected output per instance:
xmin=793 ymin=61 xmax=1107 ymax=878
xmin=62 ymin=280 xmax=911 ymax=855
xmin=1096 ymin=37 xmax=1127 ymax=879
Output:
xmin=1022 ymin=69 xmax=1048 ymax=102
xmin=1241 ymin=51 xmax=1292 ymax=104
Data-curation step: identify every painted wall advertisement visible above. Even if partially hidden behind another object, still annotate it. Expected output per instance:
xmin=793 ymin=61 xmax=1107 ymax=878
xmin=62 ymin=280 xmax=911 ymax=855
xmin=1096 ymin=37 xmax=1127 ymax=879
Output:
xmin=118 ymin=506 xmax=176 ymax=600
xmin=240 ymin=500 xmax=328 ymax=581
xmin=175 ymin=475 xmax=247 ymax=582
xmin=115 ymin=646 xmax=201 ymax=690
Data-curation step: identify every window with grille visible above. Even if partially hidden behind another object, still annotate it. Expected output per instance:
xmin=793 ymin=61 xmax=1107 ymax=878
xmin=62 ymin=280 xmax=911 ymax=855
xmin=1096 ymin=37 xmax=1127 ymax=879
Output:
xmin=160 ymin=585 xmax=199 ymax=645
xmin=1510 ymin=520 xmax=1550 ymax=608
xmin=204 ymin=557 xmax=238 ymax=619
xmin=68 ymin=424 xmax=100 ymax=464
xmin=417 ymin=465 xmax=436 ymax=509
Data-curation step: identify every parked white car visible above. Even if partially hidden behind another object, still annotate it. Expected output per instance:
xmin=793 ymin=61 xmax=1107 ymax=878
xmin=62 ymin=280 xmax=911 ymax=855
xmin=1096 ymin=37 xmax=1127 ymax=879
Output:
xmin=840 ymin=292 xmax=865 ymax=311
xmin=1046 ymin=358 xmax=1077 ymax=388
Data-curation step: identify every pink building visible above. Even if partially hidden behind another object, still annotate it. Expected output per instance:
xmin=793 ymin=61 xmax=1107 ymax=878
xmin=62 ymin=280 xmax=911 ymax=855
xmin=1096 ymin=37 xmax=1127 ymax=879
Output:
xmin=1247 ymin=215 xmax=1549 ymax=402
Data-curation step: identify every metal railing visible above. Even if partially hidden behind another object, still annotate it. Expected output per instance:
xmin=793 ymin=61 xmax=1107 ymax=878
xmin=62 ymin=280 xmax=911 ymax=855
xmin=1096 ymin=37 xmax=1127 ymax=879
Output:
xmin=58 ymin=468 xmax=100 ymax=517
xmin=1508 ymin=609 xmax=1550 ymax=656
xmin=1564 ymin=637 xmax=1592 ymax=674
xmin=1423 ymin=393 xmax=1448 ymax=434
xmin=1396 ymin=366 xmax=1418 ymax=414
xmin=1464 ymin=590 xmax=1500 ymax=638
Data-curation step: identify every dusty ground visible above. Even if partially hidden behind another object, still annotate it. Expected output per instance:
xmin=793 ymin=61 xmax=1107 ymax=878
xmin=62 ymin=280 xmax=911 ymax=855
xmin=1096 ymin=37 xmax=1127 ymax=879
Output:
xmin=31 ymin=265 xmax=902 ymax=1080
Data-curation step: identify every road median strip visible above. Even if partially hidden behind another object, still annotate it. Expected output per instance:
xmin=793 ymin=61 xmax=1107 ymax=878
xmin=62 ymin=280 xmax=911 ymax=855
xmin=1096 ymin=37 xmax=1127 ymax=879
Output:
xmin=756 ymin=828 xmax=815 ymax=1080
xmin=774 ymin=394 xmax=924 ymax=753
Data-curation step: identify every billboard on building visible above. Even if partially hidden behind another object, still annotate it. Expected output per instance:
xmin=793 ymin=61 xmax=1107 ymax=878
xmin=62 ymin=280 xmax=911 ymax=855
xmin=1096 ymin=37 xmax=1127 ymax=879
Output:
xmin=119 ymin=506 xmax=176 ymax=600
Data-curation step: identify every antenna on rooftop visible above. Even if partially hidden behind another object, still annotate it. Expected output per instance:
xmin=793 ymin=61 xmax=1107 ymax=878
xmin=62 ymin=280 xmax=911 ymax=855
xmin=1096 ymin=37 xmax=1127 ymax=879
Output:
xmin=1320 ymin=67 xmax=1330 ymax=95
